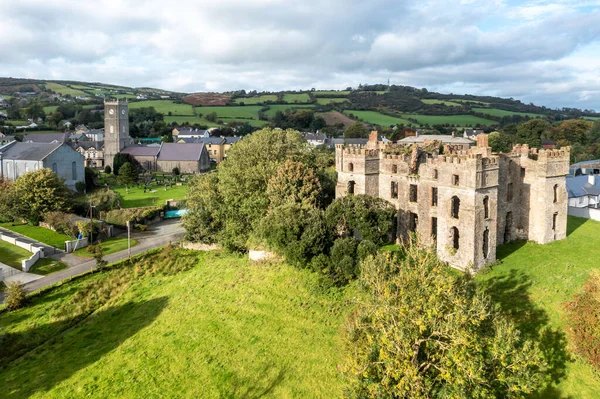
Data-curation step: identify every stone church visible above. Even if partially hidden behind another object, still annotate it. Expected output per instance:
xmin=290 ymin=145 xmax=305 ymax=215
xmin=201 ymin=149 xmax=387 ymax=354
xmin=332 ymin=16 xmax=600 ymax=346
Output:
xmin=335 ymin=131 xmax=570 ymax=271
xmin=104 ymin=100 xmax=210 ymax=173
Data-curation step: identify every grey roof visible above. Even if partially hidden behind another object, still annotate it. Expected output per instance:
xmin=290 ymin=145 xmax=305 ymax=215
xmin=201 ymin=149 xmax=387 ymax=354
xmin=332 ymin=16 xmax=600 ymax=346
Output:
xmin=175 ymin=128 xmax=209 ymax=137
xmin=463 ymin=129 xmax=484 ymax=137
xmin=70 ymin=141 xmax=104 ymax=151
xmin=0 ymin=141 xmax=62 ymax=161
xmin=158 ymin=143 xmax=205 ymax=161
xmin=541 ymin=138 xmax=556 ymax=145
xmin=399 ymin=134 xmax=473 ymax=145
xmin=331 ymin=138 xmax=369 ymax=146
xmin=23 ymin=133 xmax=68 ymax=143
xmin=224 ymin=136 xmax=242 ymax=144
xmin=121 ymin=145 xmax=160 ymax=157
xmin=178 ymin=136 xmax=224 ymax=144
xmin=0 ymin=136 xmax=15 ymax=142
xmin=303 ymin=132 xmax=327 ymax=141
xmin=571 ymin=159 xmax=600 ymax=168
xmin=566 ymin=175 xmax=600 ymax=197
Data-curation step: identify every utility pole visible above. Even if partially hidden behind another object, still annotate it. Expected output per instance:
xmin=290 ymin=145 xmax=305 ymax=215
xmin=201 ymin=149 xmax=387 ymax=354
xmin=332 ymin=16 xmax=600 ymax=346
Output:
xmin=89 ymin=201 xmax=93 ymax=244
xmin=127 ymin=220 xmax=131 ymax=261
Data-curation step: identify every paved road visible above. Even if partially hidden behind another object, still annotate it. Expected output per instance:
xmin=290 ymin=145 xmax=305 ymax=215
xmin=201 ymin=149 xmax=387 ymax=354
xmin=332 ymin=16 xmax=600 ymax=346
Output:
xmin=0 ymin=220 xmax=185 ymax=303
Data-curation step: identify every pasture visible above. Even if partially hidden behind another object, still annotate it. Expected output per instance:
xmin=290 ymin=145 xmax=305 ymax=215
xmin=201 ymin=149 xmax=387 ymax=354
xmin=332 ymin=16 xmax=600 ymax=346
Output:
xmin=263 ymin=104 xmax=314 ymax=117
xmin=472 ymin=107 xmax=544 ymax=118
xmin=129 ymin=100 xmax=194 ymax=116
xmin=313 ymin=90 xmax=350 ymax=97
xmin=44 ymin=83 xmax=87 ymax=97
xmin=164 ymin=115 xmax=220 ymax=127
xmin=583 ymin=116 xmax=600 ymax=121
xmin=402 ymin=113 xmax=498 ymax=126
xmin=282 ymin=93 xmax=312 ymax=103
xmin=316 ymin=97 xmax=348 ymax=105
xmin=232 ymin=95 xmax=277 ymax=105
xmin=112 ymin=184 xmax=188 ymax=208
xmin=421 ymin=99 xmax=462 ymax=107
xmin=343 ymin=110 xmax=413 ymax=126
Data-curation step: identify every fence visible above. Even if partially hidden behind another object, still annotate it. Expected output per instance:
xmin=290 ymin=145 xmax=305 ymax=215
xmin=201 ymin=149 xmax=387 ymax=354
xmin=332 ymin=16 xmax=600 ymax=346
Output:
xmin=0 ymin=232 xmax=46 ymax=272
xmin=568 ymin=206 xmax=600 ymax=221
xmin=65 ymin=237 xmax=89 ymax=253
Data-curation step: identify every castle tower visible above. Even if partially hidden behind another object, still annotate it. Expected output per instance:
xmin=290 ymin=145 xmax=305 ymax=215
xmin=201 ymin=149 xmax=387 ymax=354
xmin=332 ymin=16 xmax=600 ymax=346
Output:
xmin=104 ymin=100 xmax=133 ymax=169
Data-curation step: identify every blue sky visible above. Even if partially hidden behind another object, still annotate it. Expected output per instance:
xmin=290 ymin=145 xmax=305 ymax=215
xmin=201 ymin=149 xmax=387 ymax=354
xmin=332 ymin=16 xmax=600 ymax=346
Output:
xmin=0 ymin=0 xmax=599 ymax=110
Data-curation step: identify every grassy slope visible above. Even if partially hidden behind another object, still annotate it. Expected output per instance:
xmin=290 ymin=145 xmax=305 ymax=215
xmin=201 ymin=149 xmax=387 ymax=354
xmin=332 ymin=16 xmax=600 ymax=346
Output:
xmin=0 ymin=223 xmax=71 ymax=249
xmin=129 ymin=100 xmax=194 ymax=115
xmin=45 ymin=83 xmax=86 ymax=97
xmin=282 ymin=93 xmax=312 ymax=103
xmin=421 ymin=99 xmax=462 ymax=107
xmin=0 ymin=250 xmax=352 ymax=398
xmin=313 ymin=91 xmax=350 ymax=97
xmin=0 ymin=240 xmax=32 ymax=268
xmin=232 ymin=95 xmax=278 ymax=104
xmin=403 ymin=113 xmax=497 ymax=126
xmin=476 ymin=216 xmax=600 ymax=398
xmin=112 ymin=184 xmax=188 ymax=208
xmin=472 ymin=107 xmax=543 ymax=118
xmin=73 ymin=237 xmax=138 ymax=258
xmin=343 ymin=110 xmax=413 ymax=126
xmin=263 ymin=104 xmax=315 ymax=117
xmin=316 ymin=98 xmax=348 ymax=105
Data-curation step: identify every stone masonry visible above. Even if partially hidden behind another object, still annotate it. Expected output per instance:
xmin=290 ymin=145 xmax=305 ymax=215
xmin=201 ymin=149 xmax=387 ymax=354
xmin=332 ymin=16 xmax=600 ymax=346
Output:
xmin=104 ymin=100 xmax=133 ymax=169
xmin=335 ymin=131 xmax=570 ymax=271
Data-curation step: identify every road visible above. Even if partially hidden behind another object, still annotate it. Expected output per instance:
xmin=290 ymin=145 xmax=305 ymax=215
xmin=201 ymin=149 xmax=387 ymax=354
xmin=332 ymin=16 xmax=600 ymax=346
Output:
xmin=0 ymin=220 xmax=185 ymax=303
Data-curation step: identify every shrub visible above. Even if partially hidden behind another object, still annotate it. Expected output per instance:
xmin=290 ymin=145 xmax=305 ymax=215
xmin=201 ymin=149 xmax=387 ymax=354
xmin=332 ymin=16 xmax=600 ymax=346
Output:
xmin=76 ymin=220 xmax=100 ymax=238
xmin=102 ymin=206 xmax=162 ymax=228
xmin=5 ymin=282 xmax=27 ymax=311
xmin=75 ymin=181 xmax=86 ymax=194
xmin=43 ymin=211 xmax=78 ymax=237
xmin=172 ymin=167 xmax=180 ymax=176
xmin=565 ymin=272 xmax=600 ymax=370
xmin=356 ymin=239 xmax=378 ymax=261
xmin=86 ymin=188 xmax=121 ymax=212
xmin=104 ymin=165 xmax=112 ymax=175
xmin=329 ymin=237 xmax=359 ymax=286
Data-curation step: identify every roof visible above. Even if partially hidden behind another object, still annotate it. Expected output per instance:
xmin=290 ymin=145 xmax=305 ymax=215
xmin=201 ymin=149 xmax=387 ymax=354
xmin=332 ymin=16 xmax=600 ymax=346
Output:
xmin=70 ymin=141 xmax=104 ymax=151
xmin=399 ymin=134 xmax=473 ymax=145
xmin=303 ymin=133 xmax=327 ymax=141
xmin=566 ymin=175 xmax=600 ymax=197
xmin=463 ymin=129 xmax=483 ymax=137
xmin=223 ymin=136 xmax=242 ymax=144
xmin=331 ymin=138 xmax=369 ymax=146
xmin=158 ymin=143 xmax=205 ymax=161
xmin=23 ymin=133 xmax=68 ymax=143
xmin=121 ymin=145 xmax=160 ymax=157
xmin=571 ymin=159 xmax=600 ymax=168
xmin=541 ymin=138 xmax=556 ymax=145
xmin=178 ymin=137 xmax=225 ymax=145
xmin=0 ymin=142 xmax=62 ymax=161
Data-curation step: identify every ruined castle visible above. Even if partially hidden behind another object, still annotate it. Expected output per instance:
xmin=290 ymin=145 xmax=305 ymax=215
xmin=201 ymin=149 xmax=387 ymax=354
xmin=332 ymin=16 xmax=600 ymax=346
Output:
xmin=335 ymin=132 xmax=570 ymax=271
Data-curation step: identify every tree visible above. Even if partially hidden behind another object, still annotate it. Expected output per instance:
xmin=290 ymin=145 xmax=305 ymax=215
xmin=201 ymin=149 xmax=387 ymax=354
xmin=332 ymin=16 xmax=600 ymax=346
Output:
xmin=266 ymin=159 xmax=321 ymax=209
xmin=516 ymin=119 xmax=550 ymax=147
xmin=112 ymin=153 xmax=135 ymax=175
xmin=344 ymin=122 xmax=369 ymax=138
xmin=117 ymin=162 xmax=138 ymax=192
xmin=104 ymin=165 xmax=112 ymax=175
xmin=172 ymin=167 xmax=180 ymax=176
xmin=488 ymin=131 xmax=512 ymax=153
xmin=0 ymin=178 xmax=18 ymax=222
xmin=24 ymin=102 xmax=45 ymax=121
xmin=5 ymin=282 xmax=27 ymax=311
xmin=88 ymin=243 xmax=107 ymax=271
xmin=346 ymin=247 xmax=549 ymax=398
xmin=182 ymin=172 xmax=223 ymax=244
xmin=205 ymin=112 xmax=218 ymax=122
xmin=12 ymin=169 xmax=72 ymax=224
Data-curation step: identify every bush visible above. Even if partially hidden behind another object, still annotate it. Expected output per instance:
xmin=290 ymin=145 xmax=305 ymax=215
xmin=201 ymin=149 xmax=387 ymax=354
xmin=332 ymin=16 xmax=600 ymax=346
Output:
xmin=86 ymin=189 xmax=121 ymax=212
xmin=102 ymin=206 xmax=162 ymax=228
xmin=329 ymin=237 xmax=359 ymax=286
xmin=104 ymin=165 xmax=112 ymax=175
xmin=565 ymin=272 xmax=600 ymax=370
xmin=43 ymin=211 xmax=78 ymax=237
xmin=76 ymin=220 xmax=100 ymax=238
xmin=5 ymin=282 xmax=27 ymax=311
xmin=75 ymin=181 xmax=86 ymax=194
xmin=172 ymin=167 xmax=180 ymax=176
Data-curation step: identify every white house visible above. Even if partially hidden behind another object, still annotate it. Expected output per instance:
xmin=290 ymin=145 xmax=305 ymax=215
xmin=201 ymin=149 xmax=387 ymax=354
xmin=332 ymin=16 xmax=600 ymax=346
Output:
xmin=566 ymin=174 xmax=600 ymax=221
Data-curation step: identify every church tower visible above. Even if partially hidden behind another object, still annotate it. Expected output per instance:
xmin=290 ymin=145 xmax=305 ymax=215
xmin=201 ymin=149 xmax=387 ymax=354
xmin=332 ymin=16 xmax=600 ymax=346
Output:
xmin=104 ymin=100 xmax=133 ymax=169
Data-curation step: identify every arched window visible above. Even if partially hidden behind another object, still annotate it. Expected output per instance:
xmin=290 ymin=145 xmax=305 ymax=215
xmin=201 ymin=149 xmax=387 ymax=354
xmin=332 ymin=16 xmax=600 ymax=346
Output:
xmin=507 ymin=183 xmax=513 ymax=202
xmin=553 ymin=184 xmax=558 ymax=203
xmin=451 ymin=196 xmax=460 ymax=219
xmin=110 ymin=125 xmax=114 ymax=134
xmin=348 ymin=180 xmax=355 ymax=195
xmin=72 ymin=161 xmax=77 ymax=180
xmin=392 ymin=164 xmax=397 ymax=173
xmin=504 ymin=212 xmax=512 ymax=243
xmin=451 ymin=227 xmax=460 ymax=250
xmin=433 ymin=169 xmax=438 ymax=179
xmin=390 ymin=181 xmax=398 ymax=199
xmin=483 ymin=228 xmax=489 ymax=259
xmin=348 ymin=163 xmax=354 ymax=172
xmin=483 ymin=196 xmax=489 ymax=219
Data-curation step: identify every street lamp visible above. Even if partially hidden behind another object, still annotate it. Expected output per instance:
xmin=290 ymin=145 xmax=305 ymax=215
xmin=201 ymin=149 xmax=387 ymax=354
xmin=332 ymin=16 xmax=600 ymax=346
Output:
xmin=89 ymin=201 xmax=96 ymax=244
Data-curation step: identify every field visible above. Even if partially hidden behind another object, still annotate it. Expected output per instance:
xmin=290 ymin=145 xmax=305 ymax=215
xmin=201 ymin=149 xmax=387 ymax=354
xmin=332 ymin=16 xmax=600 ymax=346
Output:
xmin=476 ymin=216 xmax=600 ymax=398
xmin=282 ymin=93 xmax=312 ymax=103
xmin=0 ymin=249 xmax=353 ymax=398
xmin=421 ymin=99 xmax=462 ymax=107
xmin=451 ymin=99 xmax=490 ymax=105
xmin=583 ymin=116 xmax=600 ymax=121
xmin=0 ymin=240 xmax=32 ymax=268
xmin=0 ymin=223 xmax=72 ymax=249
xmin=313 ymin=90 xmax=350 ymax=97
xmin=73 ymin=237 xmax=138 ymax=258
xmin=112 ymin=184 xmax=188 ymax=208
xmin=316 ymin=97 xmax=348 ymax=105
xmin=263 ymin=104 xmax=315 ymax=117
xmin=472 ymin=107 xmax=544 ymax=118
xmin=343 ymin=110 xmax=413 ymax=126
xmin=129 ymin=100 xmax=194 ymax=116
xmin=402 ymin=113 xmax=498 ymax=126
xmin=163 ymin=115 xmax=220 ymax=127
xmin=232 ymin=95 xmax=277 ymax=105
xmin=316 ymin=111 xmax=361 ymax=128
xmin=44 ymin=83 xmax=87 ymax=97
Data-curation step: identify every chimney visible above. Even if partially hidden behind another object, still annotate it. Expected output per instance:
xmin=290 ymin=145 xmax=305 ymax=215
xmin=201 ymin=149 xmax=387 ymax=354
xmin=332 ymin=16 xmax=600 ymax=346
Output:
xmin=588 ymin=174 xmax=596 ymax=186
xmin=477 ymin=134 xmax=489 ymax=148
xmin=369 ymin=130 xmax=379 ymax=143
xmin=452 ymin=131 xmax=456 ymax=138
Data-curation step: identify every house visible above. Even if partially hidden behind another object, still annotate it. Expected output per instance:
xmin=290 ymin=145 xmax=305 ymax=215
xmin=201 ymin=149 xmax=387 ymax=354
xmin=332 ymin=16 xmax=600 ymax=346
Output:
xmin=23 ymin=132 xmax=68 ymax=144
xmin=329 ymin=138 xmax=369 ymax=148
xmin=542 ymin=138 xmax=557 ymax=149
xmin=0 ymin=136 xmax=15 ymax=145
xmin=0 ymin=112 xmax=7 ymax=120
xmin=70 ymin=141 xmax=104 ymax=169
xmin=136 ymin=94 xmax=148 ymax=100
xmin=16 ymin=122 xmax=38 ymax=130
xmin=86 ymin=129 xmax=104 ymax=142
xmin=570 ymin=159 xmax=600 ymax=176
xmin=69 ymin=133 xmax=88 ymax=142
xmin=302 ymin=132 xmax=327 ymax=147
xmin=0 ymin=141 xmax=85 ymax=189
xmin=121 ymin=142 xmax=210 ymax=173
xmin=566 ymin=174 xmax=600 ymax=221
xmin=399 ymin=133 xmax=474 ymax=151
xmin=463 ymin=129 xmax=484 ymax=139
xmin=173 ymin=127 xmax=210 ymax=139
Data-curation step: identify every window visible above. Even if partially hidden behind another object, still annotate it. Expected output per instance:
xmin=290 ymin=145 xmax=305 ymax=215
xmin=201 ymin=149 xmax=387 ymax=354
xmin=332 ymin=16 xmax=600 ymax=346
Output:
xmin=504 ymin=212 xmax=512 ymax=243
xmin=431 ymin=217 xmax=437 ymax=240
xmin=348 ymin=180 xmax=355 ymax=195
xmin=122 ymin=125 xmax=125 ymax=133
xmin=72 ymin=162 xmax=77 ymax=180
xmin=553 ymin=212 xmax=558 ymax=230
xmin=483 ymin=196 xmax=489 ymax=219
xmin=431 ymin=187 xmax=438 ymax=206
xmin=110 ymin=125 xmax=114 ymax=134
xmin=507 ymin=183 xmax=513 ymax=202
xmin=391 ymin=181 xmax=398 ymax=199
xmin=348 ymin=163 xmax=354 ymax=172
xmin=483 ymin=228 xmax=489 ymax=259
xmin=409 ymin=212 xmax=418 ymax=232
xmin=451 ymin=196 xmax=460 ymax=219
xmin=451 ymin=227 xmax=460 ymax=250
xmin=578 ymin=197 xmax=584 ymax=204
xmin=452 ymin=174 xmax=459 ymax=186
xmin=433 ymin=169 xmax=438 ymax=179
xmin=392 ymin=164 xmax=397 ymax=173
xmin=521 ymin=167 xmax=526 ymax=178
xmin=410 ymin=184 xmax=418 ymax=202
xmin=553 ymin=184 xmax=558 ymax=203
xmin=52 ymin=163 xmax=57 ymax=173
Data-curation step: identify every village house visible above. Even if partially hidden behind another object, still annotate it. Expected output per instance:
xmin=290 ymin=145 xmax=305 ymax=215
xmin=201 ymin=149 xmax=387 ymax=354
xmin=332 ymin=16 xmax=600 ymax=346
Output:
xmin=399 ymin=133 xmax=474 ymax=151
xmin=23 ymin=132 xmax=68 ymax=144
xmin=71 ymin=141 xmax=104 ymax=169
xmin=566 ymin=173 xmax=600 ymax=221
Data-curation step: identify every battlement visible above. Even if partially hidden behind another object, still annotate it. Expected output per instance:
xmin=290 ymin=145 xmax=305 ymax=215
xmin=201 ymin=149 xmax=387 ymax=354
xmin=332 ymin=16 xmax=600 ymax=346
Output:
xmin=510 ymin=144 xmax=571 ymax=162
xmin=104 ymin=99 xmax=128 ymax=105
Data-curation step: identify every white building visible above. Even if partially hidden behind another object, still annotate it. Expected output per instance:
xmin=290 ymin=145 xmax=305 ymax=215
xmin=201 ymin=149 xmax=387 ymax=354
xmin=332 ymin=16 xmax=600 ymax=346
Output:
xmin=566 ymin=174 xmax=600 ymax=221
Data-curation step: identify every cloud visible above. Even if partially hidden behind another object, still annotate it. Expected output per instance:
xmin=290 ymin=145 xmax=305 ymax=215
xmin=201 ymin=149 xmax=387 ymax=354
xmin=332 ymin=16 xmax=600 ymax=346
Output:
xmin=0 ymin=0 xmax=599 ymax=110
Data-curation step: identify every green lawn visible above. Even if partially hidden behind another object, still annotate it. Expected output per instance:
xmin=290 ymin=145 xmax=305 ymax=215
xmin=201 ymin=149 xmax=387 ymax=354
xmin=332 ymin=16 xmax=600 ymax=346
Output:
xmin=43 ymin=105 xmax=58 ymax=114
xmin=0 ymin=223 xmax=71 ymax=249
xmin=0 ymin=240 xmax=32 ymax=268
xmin=73 ymin=237 xmax=138 ymax=258
xmin=282 ymin=93 xmax=312 ymax=103
xmin=232 ymin=95 xmax=278 ymax=105
xmin=476 ymin=216 xmax=600 ymax=398
xmin=316 ymin=97 xmax=349 ymax=105
xmin=313 ymin=90 xmax=350 ymax=97
xmin=263 ymin=104 xmax=315 ymax=117
xmin=45 ymin=83 xmax=87 ymax=97
xmin=421 ymin=99 xmax=462 ymax=107
xmin=129 ymin=100 xmax=194 ymax=116
xmin=472 ymin=107 xmax=544 ymax=118
xmin=403 ymin=113 xmax=498 ymax=126
xmin=29 ymin=258 xmax=68 ymax=275
xmin=343 ymin=110 xmax=413 ymax=126
xmin=164 ymin=115 xmax=220 ymax=127
xmin=583 ymin=116 xmax=600 ymax=121
xmin=112 ymin=184 xmax=188 ymax=208
xmin=0 ymin=249 xmax=353 ymax=398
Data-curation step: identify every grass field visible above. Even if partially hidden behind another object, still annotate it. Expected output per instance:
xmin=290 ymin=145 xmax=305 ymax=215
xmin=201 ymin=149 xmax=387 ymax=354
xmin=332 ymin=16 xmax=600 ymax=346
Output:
xmin=45 ymin=83 xmax=86 ymax=97
xmin=343 ymin=110 xmax=413 ymax=126
xmin=403 ymin=113 xmax=498 ymax=126
xmin=163 ymin=115 xmax=221 ymax=127
xmin=0 ymin=249 xmax=353 ymax=398
xmin=73 ymin=237 xmax=138 ymax=258
xmin=316 ymin=97 xmax=349 ymax=105
xmin=472 ymin=107 xmax=544 ymax=118
xmin=0 ymin=240 xmax=32 ymax=268
xmin=313 ymin=90 xmax=350 ymax=97
xmin=476 ymin=216 xmax=600 ymax=398
xmin=42 ymin=105 xmax=58 ymax=114
xmin=263 ymin=104 xmax=314 ymax=117
xmin=451 ymin=99 xmax=490 ymax=105
xmin=129 ymin=100 xmax=194 ymax=116
xmin=421 ymin=99 xmax=462 ymax=107
xmin=29 ymin=258 xmax=68 ymax=275
xmin=0 ymin=223 xmax=71 ymax=249
xmin=232 ymin=95 xmax=277 ymax=105
xmin=112 ymin=184 xmax=188 ymax=208
xmin=282 ymin=93 xmax=312 ymax=103
xmin=583 ymin=116 xmax=600 ymax=121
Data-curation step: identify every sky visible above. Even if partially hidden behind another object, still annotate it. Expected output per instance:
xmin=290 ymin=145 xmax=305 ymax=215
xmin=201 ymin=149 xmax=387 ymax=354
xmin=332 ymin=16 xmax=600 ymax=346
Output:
xmin=1 ymin=0 xmax=599 ymax=110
